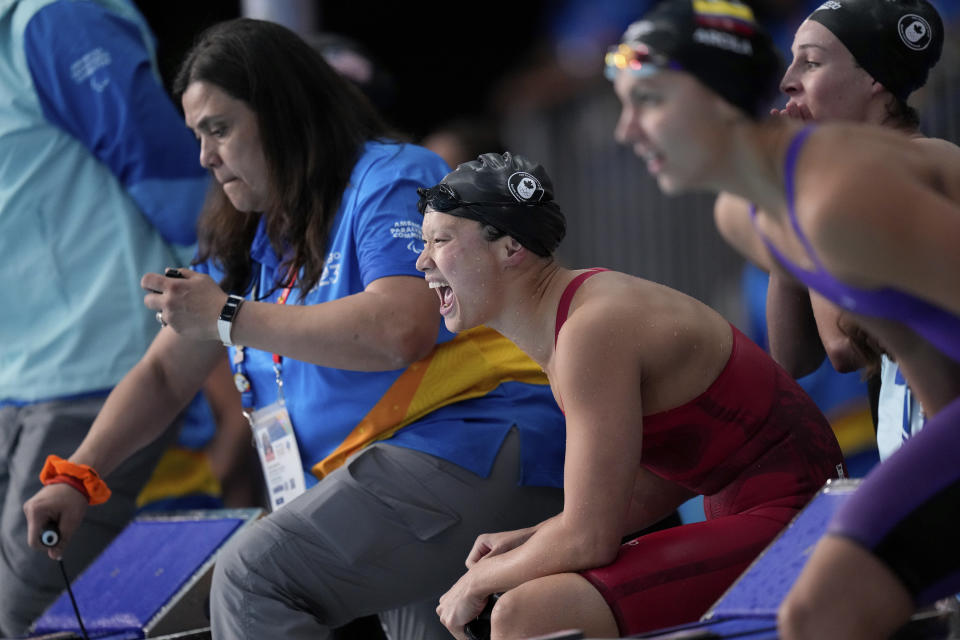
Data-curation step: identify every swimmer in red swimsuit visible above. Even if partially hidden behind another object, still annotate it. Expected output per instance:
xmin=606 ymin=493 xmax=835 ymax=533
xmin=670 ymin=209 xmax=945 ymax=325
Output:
xmin=417 ymin=152 xmax=844 ymax=639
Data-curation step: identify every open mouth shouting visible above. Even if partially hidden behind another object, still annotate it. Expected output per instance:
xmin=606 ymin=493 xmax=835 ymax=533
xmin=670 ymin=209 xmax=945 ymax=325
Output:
xmin=428 ymin=280 xmax=455 ymax=316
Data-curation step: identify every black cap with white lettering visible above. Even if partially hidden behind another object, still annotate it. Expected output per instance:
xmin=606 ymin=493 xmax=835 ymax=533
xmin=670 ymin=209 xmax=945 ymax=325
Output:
xmin=607 ymin=0 xmax=781 ymax=119
xmin=417 ymin=152 xmax=566 ymax=257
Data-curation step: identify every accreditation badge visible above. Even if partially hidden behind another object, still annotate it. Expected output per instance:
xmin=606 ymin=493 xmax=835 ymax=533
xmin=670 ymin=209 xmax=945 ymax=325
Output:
xmin=249 ymin=400 xmax=306 ymax=511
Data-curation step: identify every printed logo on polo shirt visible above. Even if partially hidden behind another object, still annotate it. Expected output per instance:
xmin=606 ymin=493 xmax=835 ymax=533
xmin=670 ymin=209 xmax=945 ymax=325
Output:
xmin=390 ymin=220 xmax=424 ymax=254
xmin=898 ymin=14 xmax=932 ymax=51
xmin=319 ymin=251 xmax=342 ymax=287
xmin=508 ymin=172 xmax=544 ymax=203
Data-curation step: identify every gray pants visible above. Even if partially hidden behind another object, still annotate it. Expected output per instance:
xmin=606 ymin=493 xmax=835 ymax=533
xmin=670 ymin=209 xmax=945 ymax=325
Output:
xmin=0 ymin=397 xmax=174 ymax=636
xmin=210 ymin=429 xmax=564 ymax=639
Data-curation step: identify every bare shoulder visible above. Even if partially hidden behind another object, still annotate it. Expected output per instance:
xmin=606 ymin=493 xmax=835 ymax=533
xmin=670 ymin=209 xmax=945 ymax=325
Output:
xmin=908 ymin=136 xmax=960 ymax=199
xmin=560 ymin=272 xmax=647 ymax=338
xmin=796 ymin=125 xmax=960 ymax=284
xmin=713 ymin=192 xmax=771 ymax=270
xmin=556 ymin=271 xmax=720 ymax=364
xmin=550 ymin=274 xmax=647 ymax=415
xmin=801 ymin=124 xmax=907 ymax=178
xmin=554 ymin=273 xmax=649 ymax=360
xmin=714 ymin=191 xmax=751 ymax=221
xmin=909 ymin=135 xmax=960 ymax=157
xmin=797 ymin=125 xmax=917 ymax=223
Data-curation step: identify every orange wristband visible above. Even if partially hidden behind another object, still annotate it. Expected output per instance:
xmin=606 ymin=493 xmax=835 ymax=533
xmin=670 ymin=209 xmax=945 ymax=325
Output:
xmin=39 ymin=455 xmax=111 ymax=505
xmin=44 ymin=474 xmax=90 ymax=501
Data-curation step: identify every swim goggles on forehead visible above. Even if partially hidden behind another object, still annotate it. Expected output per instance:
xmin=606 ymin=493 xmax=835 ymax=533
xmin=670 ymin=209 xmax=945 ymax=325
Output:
xmin=604 ymin=43 xmax=681 ymax=80
xmin=416 ymin=183 xmax=542 ymax=215
xmin=417 ymin=184 xmax=465 ymax=214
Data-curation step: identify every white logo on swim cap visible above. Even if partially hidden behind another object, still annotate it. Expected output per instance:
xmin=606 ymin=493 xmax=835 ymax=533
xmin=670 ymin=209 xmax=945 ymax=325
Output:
xmin=507 ymin=172 xmax=544 ymax=202
xmin=816 ymin=1 xmax=842 ymax=9
xmin=898 ymin=14 xmax=932 ymax=51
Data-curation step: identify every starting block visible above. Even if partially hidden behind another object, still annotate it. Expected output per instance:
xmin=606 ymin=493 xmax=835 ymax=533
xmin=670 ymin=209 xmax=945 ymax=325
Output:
xmin=629 ymin=479 xmax=959 ymax=639
xmin=26 ymin=508 xmax=262 ymax=639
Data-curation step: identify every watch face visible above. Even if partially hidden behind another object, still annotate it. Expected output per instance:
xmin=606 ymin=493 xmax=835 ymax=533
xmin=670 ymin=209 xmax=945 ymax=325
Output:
xmin=220 ymin=295 xmax=243 ymax=321
xmin=218 ymin=296 xmax=244 ymax=346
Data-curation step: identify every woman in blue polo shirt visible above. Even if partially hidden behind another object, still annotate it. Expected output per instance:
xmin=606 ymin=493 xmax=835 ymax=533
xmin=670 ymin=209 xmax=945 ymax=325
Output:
xmin=23 ymin=18 xmax=566 ymax=640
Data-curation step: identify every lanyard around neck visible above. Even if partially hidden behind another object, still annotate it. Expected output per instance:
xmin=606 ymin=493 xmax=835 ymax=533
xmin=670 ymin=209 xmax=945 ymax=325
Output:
xmin=233 ymin=270 xmax=297 ymax=410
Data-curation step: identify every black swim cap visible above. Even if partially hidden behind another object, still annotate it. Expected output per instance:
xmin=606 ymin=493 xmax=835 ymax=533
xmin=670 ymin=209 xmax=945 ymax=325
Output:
xmin=607 ymin=0 xmax=781 ymax=119
xmin=417 ymin=152 xmax=566 ymax=257
xmin=807 ymin=0 xmax=943 ymax=103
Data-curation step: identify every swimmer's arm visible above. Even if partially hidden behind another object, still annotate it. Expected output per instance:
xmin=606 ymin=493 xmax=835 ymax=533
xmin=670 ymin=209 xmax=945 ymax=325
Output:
xmin=714 ymin=193 xmax=851 ymax=377
xmin=767 ymin=273 xmax=826 ymax=378
xmin=622 ymin=467 xmax=696 ymax=534
xmin=713 ymin=192 xmax=774 ymax=271
xmin=809 ymin=292 xmax=870 ymax=373
xmin=769 ymin=279 xmax=867 ymax=376
xmin=457 ymin=305 xmax=647 ymax=595
xmin=811 ymin=163 xmax=960 ymax=318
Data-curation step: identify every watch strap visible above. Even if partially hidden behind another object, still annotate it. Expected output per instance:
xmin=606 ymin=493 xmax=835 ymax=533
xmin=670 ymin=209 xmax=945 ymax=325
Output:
xmin=218 ymin=294 xmax=245 ymax=346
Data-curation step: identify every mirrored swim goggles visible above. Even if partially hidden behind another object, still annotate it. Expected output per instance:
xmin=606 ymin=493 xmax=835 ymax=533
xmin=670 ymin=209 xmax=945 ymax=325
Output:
xmin=416 ymin=183 xmax=543 ymax=215
xmin=604 ymin=43 xmax=682 ymax=81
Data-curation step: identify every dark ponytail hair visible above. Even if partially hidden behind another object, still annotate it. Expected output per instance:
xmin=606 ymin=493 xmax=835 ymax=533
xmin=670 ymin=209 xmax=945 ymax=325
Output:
xmin=881 ymin=94 xmax=920 ymax=133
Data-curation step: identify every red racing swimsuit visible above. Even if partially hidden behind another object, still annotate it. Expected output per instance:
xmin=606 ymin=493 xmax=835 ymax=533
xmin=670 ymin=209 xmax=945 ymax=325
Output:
xmin=558 ymin=269 xmax=846 ymax=634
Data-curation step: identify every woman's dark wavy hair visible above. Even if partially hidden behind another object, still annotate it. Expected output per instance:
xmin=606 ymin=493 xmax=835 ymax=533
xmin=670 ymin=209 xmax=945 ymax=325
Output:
xmin=173 ymin=18 xmax=392 ymax=295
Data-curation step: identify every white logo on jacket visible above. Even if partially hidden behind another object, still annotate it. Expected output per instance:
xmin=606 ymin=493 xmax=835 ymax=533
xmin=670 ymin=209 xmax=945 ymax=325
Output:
xmin=71 ymin=47 xmax=112 ymax=91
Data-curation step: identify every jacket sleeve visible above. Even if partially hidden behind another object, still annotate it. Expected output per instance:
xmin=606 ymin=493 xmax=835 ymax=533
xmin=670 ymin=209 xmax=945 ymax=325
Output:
xmin=23 ymin=0 xmax=209 ymax=246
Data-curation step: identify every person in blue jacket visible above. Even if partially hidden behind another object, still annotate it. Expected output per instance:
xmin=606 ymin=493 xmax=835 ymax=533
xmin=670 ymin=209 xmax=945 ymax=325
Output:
xmin=23 ymin=18 xmax=566 ymax=640
xmin=0 ymin=0 xmax=209 ymax=634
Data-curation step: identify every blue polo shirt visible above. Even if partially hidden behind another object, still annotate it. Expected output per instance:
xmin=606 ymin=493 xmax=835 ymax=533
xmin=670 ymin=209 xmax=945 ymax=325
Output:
xmin=199 ymin=141 xmax=565 ymax=489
